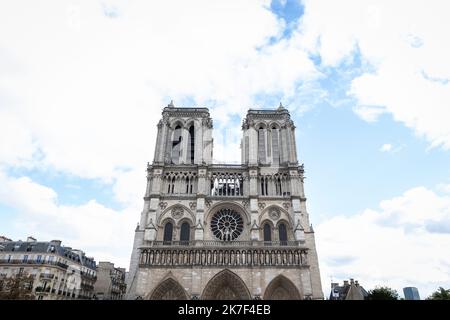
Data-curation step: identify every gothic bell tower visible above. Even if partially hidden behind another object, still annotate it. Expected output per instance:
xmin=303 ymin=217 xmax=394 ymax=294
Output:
xmin=153 ymin=101 xmax=213 ymax=166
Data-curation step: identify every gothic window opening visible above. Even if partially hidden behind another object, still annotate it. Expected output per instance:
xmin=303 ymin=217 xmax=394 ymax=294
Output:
xmin=279 ymin=223 xmax=288 ymax=245
xmin=211 ymin=209 xmax=244 ymax=241
xmin=258 ymin=127 xmax=266 ymax=163
xmin=163 ymin=222 xmax=173 ymax=244
xmin=210 ymin=173 xmax=243 ymax=196
xmin=275 ymin=177 xmax=282 ymax=196
xmin=263 ymin=223 xmax=272 ymax=243
xmin=271 ymin=126 xmax=280 ymax=165
xmin=170 ymin=177 xmax=175 ymax=194
xmin=180 ymin=222 xmax=190 ymax=244
xmin=260 ymin=176 xmax=268 ymax=196
xmin=171 ymin=125 xmax=182 ymax=164
xmin=188 ymin=125 xmax=195 ymax=164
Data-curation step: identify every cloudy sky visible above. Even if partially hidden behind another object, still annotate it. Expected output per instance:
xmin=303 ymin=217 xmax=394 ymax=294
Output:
xmin=1 ymin=0 xmax=450 ymax=299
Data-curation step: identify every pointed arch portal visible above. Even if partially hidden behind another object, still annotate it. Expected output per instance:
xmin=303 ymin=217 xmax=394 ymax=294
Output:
xmin=202 ymin=269 xmax=251 ymax=300
xmin=149 ymin=278 xmax=189 ymax=300
xmin=263 ymin=275 xmax=301 ymax=300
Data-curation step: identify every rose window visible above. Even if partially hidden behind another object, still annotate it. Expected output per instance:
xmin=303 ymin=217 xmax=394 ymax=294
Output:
xmin=210 ymin=208 xmax=243 ymax=241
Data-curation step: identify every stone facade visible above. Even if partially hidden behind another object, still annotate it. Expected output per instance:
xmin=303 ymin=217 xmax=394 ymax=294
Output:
xmin=126 ymin=102 xmax=324 ymax=300
xmin=94 ymin=261 xmax=127 ymax=300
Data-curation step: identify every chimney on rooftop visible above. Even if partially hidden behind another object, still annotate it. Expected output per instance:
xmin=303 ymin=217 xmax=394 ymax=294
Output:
xmin=343 ymin=280 xmax=349 ymax=286
xmin=50 ymin=240 xmax=62 ymax=246
xmin=27 ymin=236 xmax=36 ymax=242
xmin=350 ymin=278 xmax=355 ymax=285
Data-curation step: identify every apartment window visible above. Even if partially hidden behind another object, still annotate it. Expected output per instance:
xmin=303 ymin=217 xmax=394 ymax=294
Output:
xmin=22 ymin=255 xmax=28 ymax=263
xmin=36 ymin=255 xmax=42 ymax=263
xmin=48 ymin=256 xmax=54 ymax=263
xmin=7 ymin=255 xmax=12 ymax=263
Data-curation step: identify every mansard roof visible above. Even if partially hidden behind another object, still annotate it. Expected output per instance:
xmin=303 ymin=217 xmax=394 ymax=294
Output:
xmin=2 ymin=240 xmax=96 ymax=269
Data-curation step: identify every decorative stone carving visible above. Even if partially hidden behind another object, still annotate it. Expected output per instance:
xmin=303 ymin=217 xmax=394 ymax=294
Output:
xmin=210 ymin=208 xmax=243 ymax=241
xmin=159 ymin=202 xmax=168 ymax=209
xmin=269 ymin=208 xmax=281 ymax=220
xmin=241 ymin=118 xmax=249 ymax=130
xmin=258 ymin=202 xmax=266 ymax=210
xmin=205 ymin=200 xmax=212 ymax=208
xmin=202 ymin=117 xmax=213 ymax=128
xmin=189 ymin=202 xmax=197 ymax=210
xmin=198 ymin=169 xmax=207 ymax=178
xmin=242 ymin=200 xmax=249 ymax=208
xmin=282 ymin=202 xmax=291 ymax=209
xmin=171 ymin=207 xmax=184 ymax=219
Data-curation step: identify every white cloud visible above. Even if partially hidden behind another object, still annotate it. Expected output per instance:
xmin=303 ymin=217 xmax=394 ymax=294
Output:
xmin=0 ymin=170 xmax=136 ymax=268
xmin=437 ymin=184 xmax=450 ymax=194
xmin=0 ymin=1 xmax=320 ymax=268
xmin=316 ymin=186 xmax=450 ymax=299
xmin=0 ymin=0 xmax=320 ymax=180
xmin=300 ymin=0 xmax=450 ymax=149
xmin=380 ymin=143 xmax=392 ymax=152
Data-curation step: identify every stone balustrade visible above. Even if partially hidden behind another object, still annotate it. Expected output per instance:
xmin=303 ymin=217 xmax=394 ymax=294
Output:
xmin=138 ymin=241 xmax=308 ymax=268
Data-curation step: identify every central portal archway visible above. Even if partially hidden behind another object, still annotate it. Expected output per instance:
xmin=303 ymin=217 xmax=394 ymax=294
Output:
xmin=202 ymin=269 xmax=251 ymax=300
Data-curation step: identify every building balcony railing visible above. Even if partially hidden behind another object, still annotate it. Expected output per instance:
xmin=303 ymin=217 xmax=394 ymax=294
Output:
xmin=39 ymin=273 xmax=55 ymax=280
xmin=0 ymin=259 xmax=68 ymax=269
xmin=80 ymin=283 xmax=94 ymax=291
xmin=80 ymin=271 xmax=97 ymax=281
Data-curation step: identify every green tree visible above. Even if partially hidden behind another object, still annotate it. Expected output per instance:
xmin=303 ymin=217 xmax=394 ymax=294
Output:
xmin=426 ymin=287 xmax=450 ymax=300
xmin=0 ymin=274 xmax=36 ymax=300
xmin=367 ymin=286 xmax=400 ymax=300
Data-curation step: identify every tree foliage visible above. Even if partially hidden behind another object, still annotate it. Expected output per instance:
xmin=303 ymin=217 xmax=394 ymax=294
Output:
xmin=367 ymin=286 xmax=400 ymax=300
xmin=427 ymin=287 xmax=450 ymax=300
xmin=0 ymin=274 xmax=36 ymax=300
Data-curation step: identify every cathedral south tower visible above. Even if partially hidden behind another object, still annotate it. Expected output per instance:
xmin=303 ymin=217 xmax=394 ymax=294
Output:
xmin=126 ymin=102 xmax=323 ymax=300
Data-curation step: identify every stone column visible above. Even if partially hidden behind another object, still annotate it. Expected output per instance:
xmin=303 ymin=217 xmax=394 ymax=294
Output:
xmin=195 ymin=120 xmax=203 ymax=164
xmin=280 ymin=126 xmax=288 ymax=164
xmin=153 ymin=121 xmax=163 ymax=163
xmin=164 ymin=127 xmax=173 ymax=164
xmin=248 ymin=168 xmax=259 ymax=239
xmin=181 ymin=126 xmax=189 ymax=164
xmin=290 ymin=124 xmax=298 ymax=164
xmin=248 ymin=125 xmax=258 ymax=166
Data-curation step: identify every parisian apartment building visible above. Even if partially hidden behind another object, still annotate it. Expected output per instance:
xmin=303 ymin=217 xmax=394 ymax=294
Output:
xmin=94 ymin=261 xmax=127 ymax=300
xmin=0 ymin=236 xmax=97 ymax=300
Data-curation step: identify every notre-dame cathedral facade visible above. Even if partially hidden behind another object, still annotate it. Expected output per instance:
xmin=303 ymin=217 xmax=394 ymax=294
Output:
xmin=126 ymin=102 xmax=323 ymax=300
